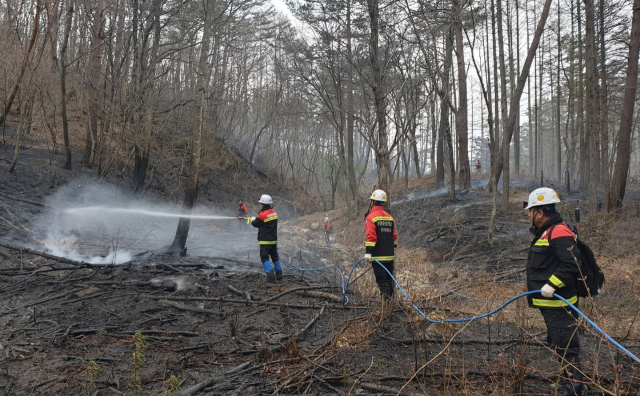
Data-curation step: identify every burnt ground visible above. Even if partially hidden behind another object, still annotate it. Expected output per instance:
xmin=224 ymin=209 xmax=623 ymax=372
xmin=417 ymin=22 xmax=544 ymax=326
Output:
xmin=1 ymin=246 xmax=639 ymax=396
xmin=1 ymin=140 xmax=640 ymax=395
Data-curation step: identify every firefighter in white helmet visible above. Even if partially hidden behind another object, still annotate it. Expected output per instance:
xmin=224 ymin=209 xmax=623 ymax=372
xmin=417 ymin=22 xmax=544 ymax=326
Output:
xmin=249 ymin=194 xmax=282 ymax=282
xmin=524 ymin=187 xmax=584 ymax=396
xmin=364 ymin=189 xmax=398 ymax=298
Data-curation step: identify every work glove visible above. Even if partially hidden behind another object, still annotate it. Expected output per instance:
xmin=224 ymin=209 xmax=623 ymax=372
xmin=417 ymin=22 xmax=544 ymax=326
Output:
xmin=364 ymin=254 xmax=372 ymax=263
xmin=250 ymin=216 xmax=256 ymax=222
xmin=238 ymin=216 xmax=243 ymax=220
xmin=541 ymin=284 xmax=556 ymax=298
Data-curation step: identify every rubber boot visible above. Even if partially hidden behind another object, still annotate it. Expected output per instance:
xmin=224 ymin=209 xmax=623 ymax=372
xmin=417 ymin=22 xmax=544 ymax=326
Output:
xmin=262 ymin=261 xmax=275 ymax=282
xmin=274 ymin=261 xmax=283 ymax=280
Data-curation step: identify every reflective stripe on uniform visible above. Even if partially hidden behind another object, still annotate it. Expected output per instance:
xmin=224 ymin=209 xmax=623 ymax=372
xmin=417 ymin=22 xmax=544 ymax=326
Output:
xmin=531 ymin=295 xmax=577 ymax=307
xmin=259 ymin=240 xmax=277 ymax=245
xmin=372 ymin=255 xmax=394 ymax=262
xmin=263 ymin=215 xmax=278 ymax=223
xmin=365 ymin=242 xmax=376 ymax=247
xmin=549 ymin=275 xmax=565 ymax=288
xmin=371 ymin=216 xmax=393 ymax=223
xmin=534 ymin=239 xmax=549 ymax=247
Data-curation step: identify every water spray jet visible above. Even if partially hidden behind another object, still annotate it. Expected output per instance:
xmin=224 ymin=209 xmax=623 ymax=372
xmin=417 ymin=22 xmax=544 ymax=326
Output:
xmin=64 ymin=206 xmax=239 ymax=220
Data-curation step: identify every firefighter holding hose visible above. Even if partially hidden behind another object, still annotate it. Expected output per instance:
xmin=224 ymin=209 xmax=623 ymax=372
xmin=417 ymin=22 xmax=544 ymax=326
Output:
xmin=237 ymin=199 xmax=248 ymax=231
xmin=524 ymin=187 xmax=584 ymax=396
xmin=364 ymin=189 xmax=398 ymax=298
xmin=249 ymin=194 xmax=283 ymax=282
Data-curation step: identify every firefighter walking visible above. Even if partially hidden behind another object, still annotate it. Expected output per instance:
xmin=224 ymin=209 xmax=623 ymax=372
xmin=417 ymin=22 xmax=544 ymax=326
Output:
xmin=364 ymin=189 xmax=398 ymax=298
xmin=525 ymin=187 xmax=584 ymax=396
xmin=324 ymin=217 xmax=331 ymax=245
xmin=250 ymin=194 xmax=283 ymax=282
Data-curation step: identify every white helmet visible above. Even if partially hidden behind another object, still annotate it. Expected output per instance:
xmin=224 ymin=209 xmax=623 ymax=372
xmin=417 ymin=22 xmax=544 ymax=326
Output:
xmin=258 ymin=194 xmax=273 ymax=204
xmin=524 ymin=187 xmax=560 ymax=209
xmin=369 ymin=189 xmax=387 ymax=202
xmin=325 ymin=217 xmax=329 ymax=222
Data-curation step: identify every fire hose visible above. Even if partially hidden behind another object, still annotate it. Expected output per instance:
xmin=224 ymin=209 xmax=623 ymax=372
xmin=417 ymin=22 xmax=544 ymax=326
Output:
xmin=280 ymin=254 xmax=640 ymax=364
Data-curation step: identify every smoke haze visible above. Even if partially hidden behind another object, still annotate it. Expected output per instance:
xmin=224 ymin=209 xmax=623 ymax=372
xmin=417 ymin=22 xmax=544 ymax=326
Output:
xmin=23 ymin=179 xmax=257 ymax=264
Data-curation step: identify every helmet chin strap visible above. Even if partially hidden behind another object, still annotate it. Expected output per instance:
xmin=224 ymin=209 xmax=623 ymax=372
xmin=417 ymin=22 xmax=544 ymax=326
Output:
xmin=531 ymin=208 xmax=543 ymax=227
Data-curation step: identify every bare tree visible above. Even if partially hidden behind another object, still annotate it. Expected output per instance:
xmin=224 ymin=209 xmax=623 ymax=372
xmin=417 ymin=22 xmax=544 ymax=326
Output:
xmin=132 ymin=0 xmax=162 ymax=192
xmin=367 ymin=0 xmax=391 ymax=204
xmin=584 ymin=0 xmax=598 ymax=213
xmin=60 ymin=0 xmax=73 ymax=170
xmin=170 ymin=0 xmax=214 ymax=255
xmin=0 ymin=0 xmax=40 ymax=127
xmin=488 ymin=0 xmax=553 ymax=242
xmin=607 ymin=0 xmax=640 ymax=210
xmin=598 ymin=0 xmax=610 ymax=201
xmin=488 ymin=0 xmax=553 ymax=195
xmin=497 ymin=0 xmax=509 ymax=210
xmin=452 ymin=0 xmax=471 ymax=191
xmin=83 ymin=0 xmax=106 ymax=168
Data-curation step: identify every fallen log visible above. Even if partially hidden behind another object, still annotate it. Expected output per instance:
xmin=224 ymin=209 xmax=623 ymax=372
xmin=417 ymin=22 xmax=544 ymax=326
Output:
xmin=300 ymin=290 xmax=342 ymax=303
xmin=263 ymin=286 xmax=330 ymax=303
xmin=227 ymin=284 xmax=259 ymax=302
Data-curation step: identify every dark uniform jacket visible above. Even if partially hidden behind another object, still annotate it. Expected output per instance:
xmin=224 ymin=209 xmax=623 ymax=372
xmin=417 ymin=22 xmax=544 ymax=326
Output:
xmin=251 ymin=206 xmax=277 ymax=245
xmin=364 ymin=205 xmax=398 ymax=262
xmin=526 ymin=213 xmax=581 ymax=309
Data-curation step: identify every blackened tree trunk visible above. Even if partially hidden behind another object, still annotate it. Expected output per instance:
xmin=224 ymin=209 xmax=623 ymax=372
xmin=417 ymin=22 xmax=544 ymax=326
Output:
xmin=577 ymin=0 xmax=586 ymax=189
xmin=599 ymin=0 xmax=610 ymax=202
xmin=84 ymin=0 xmax=106 ymax=168
xmin=497 ymin=0 xmax=509 ymax=211
xmin=346 ymin=0 xmax=358 ymax=213
xmin=607 ymin=0 xmax=640 ymax=209
xmin=133 ymin=0 xmax=162 ymax=192
xmin=170 ymin=0 xmax=213 ymax=254
xmin=556 ymin=0 xmax=562 ymax=182
xmin=443 ymin=26 xmax=456 ymax=199
xmin=60 ymin=0 xmax=73 ymax=170
xmin=453 ymin=0 xmax=471 ymax=191
xmin=514 ymin=0 xmax=521 ymax=177
xmin=584 ymin=0 xmax=598 ymax=213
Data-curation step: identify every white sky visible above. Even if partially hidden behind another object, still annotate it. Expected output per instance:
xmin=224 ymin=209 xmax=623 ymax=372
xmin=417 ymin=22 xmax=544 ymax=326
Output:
xmin=271 ymin=0 xmax=292 ymax=17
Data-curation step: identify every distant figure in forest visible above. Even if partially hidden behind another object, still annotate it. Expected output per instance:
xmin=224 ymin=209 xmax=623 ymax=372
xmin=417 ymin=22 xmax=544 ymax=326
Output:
xmin=475 ymin=160 xmax=482 ymax=172
xmin=237 ymin=199 xmax=248 ymax=231
xmin=324 ymin=217 xmax=332 ymax=245
xmin=249 ymin=194 xmax=282 ymax=282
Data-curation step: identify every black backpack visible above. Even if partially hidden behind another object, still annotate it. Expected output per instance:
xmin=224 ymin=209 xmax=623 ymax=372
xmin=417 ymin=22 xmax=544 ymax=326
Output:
xmin=549 ymin=225 xmax=605 ymax=298
xmin=574 ymin=239 xmax=605 ymax=297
